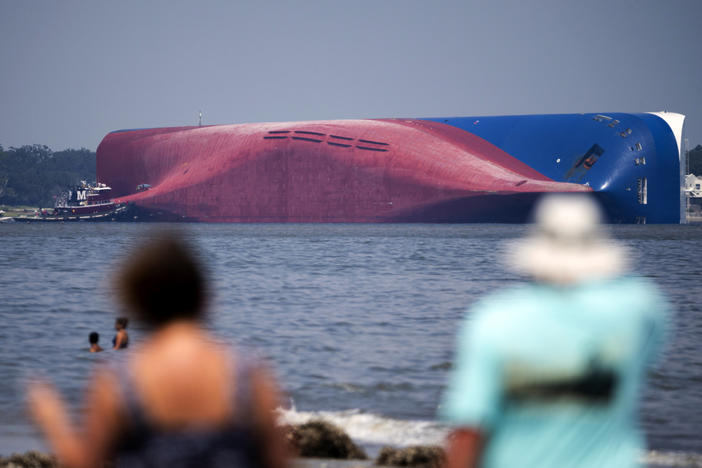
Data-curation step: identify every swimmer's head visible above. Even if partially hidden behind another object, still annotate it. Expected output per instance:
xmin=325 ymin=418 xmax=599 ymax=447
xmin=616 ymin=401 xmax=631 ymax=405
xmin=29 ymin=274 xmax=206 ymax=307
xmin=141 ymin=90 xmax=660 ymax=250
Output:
xmin=116 ymin=232 xmax=207 ymax=327
xmin=115 ymin=317 xmax=129 ymax=330
xmin=89 ymin=332 xmax=99 ymax=344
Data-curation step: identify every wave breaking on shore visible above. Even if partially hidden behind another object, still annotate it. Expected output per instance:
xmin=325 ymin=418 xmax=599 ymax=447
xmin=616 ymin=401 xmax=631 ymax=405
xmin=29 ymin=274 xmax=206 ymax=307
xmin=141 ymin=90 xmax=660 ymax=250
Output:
xmin=277 ymin=406 xmax=448 ymax=450
xmin=275 ymin=406 xmax=702 ymax=467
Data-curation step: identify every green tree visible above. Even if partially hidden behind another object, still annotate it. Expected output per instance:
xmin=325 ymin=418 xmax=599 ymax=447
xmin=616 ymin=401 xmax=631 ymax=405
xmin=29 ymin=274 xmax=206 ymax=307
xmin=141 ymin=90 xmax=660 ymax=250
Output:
xmin=0 ymin=144 xmax=96 ymax=207
xmin=689 ymin=145 xmax=702 ymax=176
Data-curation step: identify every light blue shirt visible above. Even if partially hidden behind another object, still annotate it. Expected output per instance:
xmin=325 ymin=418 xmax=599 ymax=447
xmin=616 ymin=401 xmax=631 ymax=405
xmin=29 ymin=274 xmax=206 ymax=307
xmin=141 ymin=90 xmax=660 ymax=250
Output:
xmin=440 ymin=276 xmax=668 ymax=468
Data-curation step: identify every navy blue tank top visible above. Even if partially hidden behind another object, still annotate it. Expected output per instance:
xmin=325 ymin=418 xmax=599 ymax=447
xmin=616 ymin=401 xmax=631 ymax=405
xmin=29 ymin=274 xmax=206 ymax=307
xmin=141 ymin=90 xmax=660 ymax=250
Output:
xmin=112 ymin=355 xmax=264 ymax=468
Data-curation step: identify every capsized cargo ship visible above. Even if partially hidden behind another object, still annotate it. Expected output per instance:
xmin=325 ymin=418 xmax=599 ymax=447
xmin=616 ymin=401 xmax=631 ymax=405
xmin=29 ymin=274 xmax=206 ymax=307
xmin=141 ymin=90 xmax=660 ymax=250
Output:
xmin=96 ymin=112 xmax=685 ymax=223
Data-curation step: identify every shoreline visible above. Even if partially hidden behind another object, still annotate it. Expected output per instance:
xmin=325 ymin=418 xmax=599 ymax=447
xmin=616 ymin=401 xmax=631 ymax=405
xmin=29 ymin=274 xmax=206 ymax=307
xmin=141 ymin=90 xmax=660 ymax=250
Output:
xmin=4 ymin=421 xmax=702 ymax=468
xmin=3 ymin=414 xmax=702 ymax=467
xmin=2 ymin=450 xmax=702 ymax=468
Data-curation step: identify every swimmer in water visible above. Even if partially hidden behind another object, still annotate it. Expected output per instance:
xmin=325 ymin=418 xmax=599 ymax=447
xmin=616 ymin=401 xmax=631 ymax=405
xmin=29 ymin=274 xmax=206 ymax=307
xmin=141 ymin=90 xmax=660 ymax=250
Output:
xmin=89 ymin=332 xmax=103 ymax=353
xmin=112 ymin=317 xmax=129 ymax=350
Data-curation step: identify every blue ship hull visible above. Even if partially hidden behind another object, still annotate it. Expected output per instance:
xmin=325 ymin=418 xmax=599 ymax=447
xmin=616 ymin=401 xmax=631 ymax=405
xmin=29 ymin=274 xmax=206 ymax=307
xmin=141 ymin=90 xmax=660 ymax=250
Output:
xmin=423 ymin=112 xmax=684 ymax=223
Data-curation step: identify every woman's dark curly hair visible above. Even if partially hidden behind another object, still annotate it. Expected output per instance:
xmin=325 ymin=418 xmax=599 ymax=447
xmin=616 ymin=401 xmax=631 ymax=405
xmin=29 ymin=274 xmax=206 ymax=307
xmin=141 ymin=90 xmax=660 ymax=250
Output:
xmin=116 ymin=232 xmax=207 ymax=326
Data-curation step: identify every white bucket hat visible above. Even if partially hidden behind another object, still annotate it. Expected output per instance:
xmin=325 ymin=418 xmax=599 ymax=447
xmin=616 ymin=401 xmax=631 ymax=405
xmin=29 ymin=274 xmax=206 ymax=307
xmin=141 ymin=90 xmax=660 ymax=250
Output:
xmin=507 ymin=194 xmax=629 ymax=285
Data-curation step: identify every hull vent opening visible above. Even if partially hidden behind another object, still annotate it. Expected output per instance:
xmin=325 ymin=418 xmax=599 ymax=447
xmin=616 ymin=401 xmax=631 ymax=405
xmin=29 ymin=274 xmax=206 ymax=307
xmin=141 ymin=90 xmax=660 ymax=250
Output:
xmin=291 ymin=136 xmax=323 ymax=143
xmin=356 ymin=146 xmax=388 ymax=152
xmin=358 ymin=139 xmax=389 ymax=146
xmin=294 ymin=130 xmax=325 ymax=136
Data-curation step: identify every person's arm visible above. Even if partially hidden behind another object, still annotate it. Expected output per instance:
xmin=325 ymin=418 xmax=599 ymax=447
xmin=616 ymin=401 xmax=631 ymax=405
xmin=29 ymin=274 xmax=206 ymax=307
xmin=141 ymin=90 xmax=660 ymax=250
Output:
xmin=445 ymin=428 xmax=485 ymax=468
xmin=440 ymin=305 xmax=500 ymax=468
xmin=28 ymin=370 xmax=123 ymax=468
xmin=113 ymin=331 xmax=125 ymax=350
xmin=250 ymin=366 xmax=289 ymax=468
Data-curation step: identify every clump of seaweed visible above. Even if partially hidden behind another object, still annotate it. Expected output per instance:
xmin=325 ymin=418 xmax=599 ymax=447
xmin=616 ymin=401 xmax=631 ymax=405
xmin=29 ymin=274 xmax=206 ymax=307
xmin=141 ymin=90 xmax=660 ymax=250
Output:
xmin=375 ymin=445 xmax=445 ymax=468
xmin=0 ymin=451 xmax=57 ymax=468
xmin=284 ymin=420 xmax=368 ymax=460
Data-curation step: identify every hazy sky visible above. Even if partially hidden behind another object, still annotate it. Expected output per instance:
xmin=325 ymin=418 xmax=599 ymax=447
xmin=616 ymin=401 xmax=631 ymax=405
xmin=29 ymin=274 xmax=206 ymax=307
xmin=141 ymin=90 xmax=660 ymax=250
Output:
xmin=1 ymin=0 xmax=701 ymax=151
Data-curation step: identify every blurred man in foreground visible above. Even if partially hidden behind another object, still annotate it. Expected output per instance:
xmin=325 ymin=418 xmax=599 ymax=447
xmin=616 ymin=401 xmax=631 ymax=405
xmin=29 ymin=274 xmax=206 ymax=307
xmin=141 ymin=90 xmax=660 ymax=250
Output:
xmin=441 ymin=195 xmax=669 ymax=468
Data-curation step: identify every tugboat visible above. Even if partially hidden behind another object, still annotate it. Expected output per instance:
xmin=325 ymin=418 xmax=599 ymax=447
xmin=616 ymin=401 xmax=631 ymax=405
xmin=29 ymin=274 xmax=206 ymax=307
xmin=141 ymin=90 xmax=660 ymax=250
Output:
xmin=13 ymin=181 xmax=130 ymax=222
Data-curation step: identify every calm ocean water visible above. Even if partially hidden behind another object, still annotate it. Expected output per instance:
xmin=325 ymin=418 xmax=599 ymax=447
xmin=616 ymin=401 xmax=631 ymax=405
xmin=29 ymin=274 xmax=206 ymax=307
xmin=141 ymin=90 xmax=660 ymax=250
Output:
xmin=0 ymin=223 xmax=700 ymax=463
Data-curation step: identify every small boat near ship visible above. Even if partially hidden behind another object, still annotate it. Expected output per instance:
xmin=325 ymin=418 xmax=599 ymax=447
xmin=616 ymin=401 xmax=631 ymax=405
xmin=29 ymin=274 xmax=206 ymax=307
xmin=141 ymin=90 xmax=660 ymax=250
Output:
xmin=11 ymin=182 xmax=130 ymax=222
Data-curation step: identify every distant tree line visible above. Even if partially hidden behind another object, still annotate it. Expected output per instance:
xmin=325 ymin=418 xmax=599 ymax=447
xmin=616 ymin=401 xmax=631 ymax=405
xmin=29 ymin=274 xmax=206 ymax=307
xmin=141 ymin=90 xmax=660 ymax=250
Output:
xmin=689 ymin=145 xmax=702 ymax=176
xmin=0 ymin=144 xmax=96 ymax=207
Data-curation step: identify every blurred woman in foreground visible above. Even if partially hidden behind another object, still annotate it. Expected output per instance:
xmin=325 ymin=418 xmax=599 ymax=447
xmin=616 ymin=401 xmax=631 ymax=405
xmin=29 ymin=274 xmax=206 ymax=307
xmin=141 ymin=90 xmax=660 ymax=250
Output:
xmin=29 ymin=233 xmax=287 ymax=468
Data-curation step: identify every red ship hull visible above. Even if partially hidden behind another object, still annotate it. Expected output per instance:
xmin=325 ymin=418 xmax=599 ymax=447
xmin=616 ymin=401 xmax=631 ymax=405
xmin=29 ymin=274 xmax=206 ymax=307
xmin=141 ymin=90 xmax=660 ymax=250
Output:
xmin=96 ymin=119 xmax=590 ymax=222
